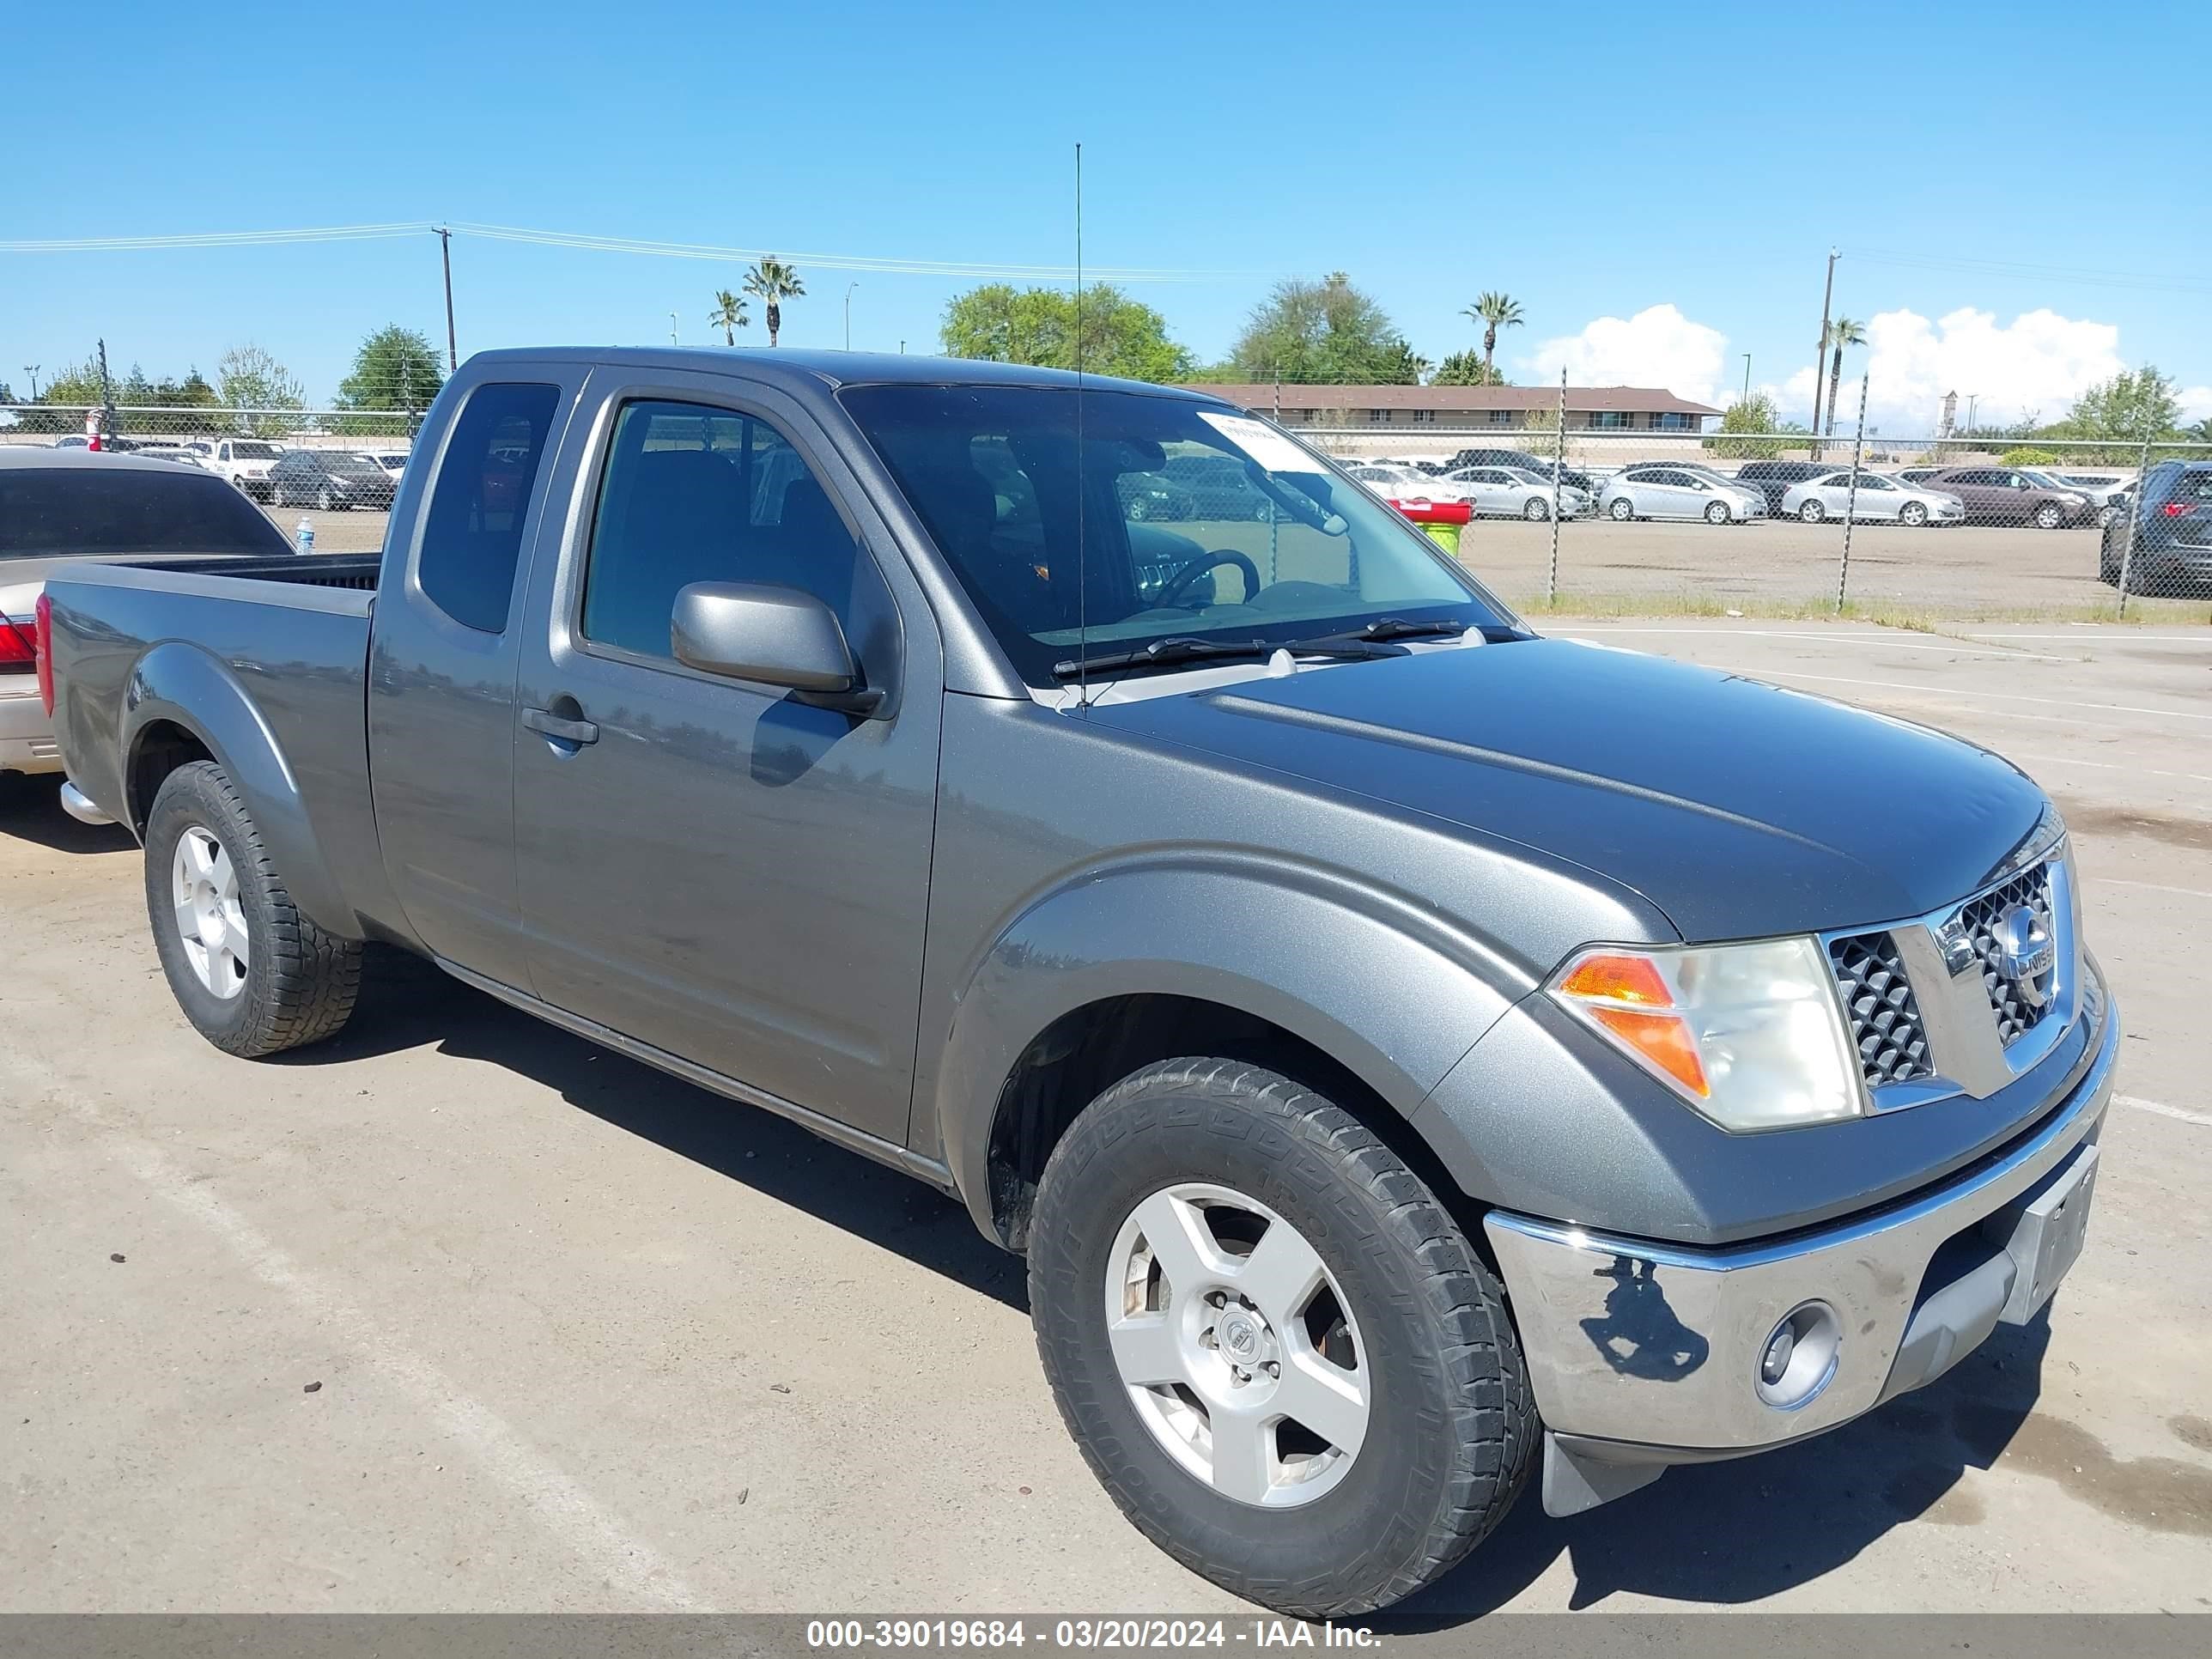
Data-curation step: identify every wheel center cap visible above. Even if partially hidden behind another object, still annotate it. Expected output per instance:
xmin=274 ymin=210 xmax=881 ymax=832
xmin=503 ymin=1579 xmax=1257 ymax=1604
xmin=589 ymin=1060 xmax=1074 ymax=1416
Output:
xmin=1220 ymin=1314 xmax=1261 ymax=1358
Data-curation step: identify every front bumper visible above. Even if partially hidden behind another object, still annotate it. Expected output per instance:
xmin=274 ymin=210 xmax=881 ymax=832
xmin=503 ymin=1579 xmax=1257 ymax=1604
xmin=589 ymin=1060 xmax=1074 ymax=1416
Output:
xmin=1485 ymin=984 xmax=2118 ymax=1515
xmin=0 ymin=678 xmax=61 ymax=774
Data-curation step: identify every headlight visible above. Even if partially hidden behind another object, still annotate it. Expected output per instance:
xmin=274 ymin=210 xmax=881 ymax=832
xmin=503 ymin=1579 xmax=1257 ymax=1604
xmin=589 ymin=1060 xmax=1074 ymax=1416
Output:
xmin=1549 ymin=940 xmax=1860 ymax=1132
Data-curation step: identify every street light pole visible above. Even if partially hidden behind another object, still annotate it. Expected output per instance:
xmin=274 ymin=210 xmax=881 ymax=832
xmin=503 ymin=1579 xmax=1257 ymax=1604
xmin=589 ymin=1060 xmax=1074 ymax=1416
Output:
xmin=845 ymin=283 xmax=859 ymax=350
xmin=670 ymin=313 xmax=679 ymax=348
xmin=21 ymin=365 xmax=39 ymax=400
xmin=1811 ymin=246 xmax=1838 ymax=457
xmin=436 ymin=227 xmax=458 ymax=372
xmin=1741 ymin=354 xmax=1752 ymax=405
xmin=1966 ymin=393 xmax=1979 ymax=437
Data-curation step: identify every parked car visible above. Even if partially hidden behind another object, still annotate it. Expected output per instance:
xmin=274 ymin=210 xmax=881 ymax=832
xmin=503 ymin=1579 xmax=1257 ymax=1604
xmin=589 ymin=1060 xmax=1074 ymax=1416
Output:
xmin=269 ymin=447 xmax=399 ymax=511
xmin=1347 ymin=463 xmax=1443 ymax=501
xmin=1443 ymin=446 xmax=1600 ymax=497
xmin=1915 ymin=466 xmax=2091 ymax=529
xmin=129 ymin=446 xmax=208 ymax=469
xmin=1893 ymin=465 xmax=1949 ymax=486
xmin=43 ymin=349 xmax=2118 ymax=1619
xmin=1158 ymin=453 xmax=1276 ymax=520
xmin=356 ymin=449 xmax=410 ymax=477
xmin=1601 ymin=463 xmax=1766 ymax=524
xmin=2050 ymin=472 xmax=2131 ymax=529
xmin=1115 ymin=471 xmax=1198 ymax=522
xmin=1780 ymin=471 xmax=1966 ymax=526
xmin=1443 ymin=465 xmax=1592 ymax=520
xmin=1732 ymin=459 xmax=1838 ymax=516
xmin=204 ymin=437 xmax=286 ymax=500
xmin=0 ymin=448 xmax=295 ymax=775
xmin=2099 ymin=460 xmax=2212 ymax=591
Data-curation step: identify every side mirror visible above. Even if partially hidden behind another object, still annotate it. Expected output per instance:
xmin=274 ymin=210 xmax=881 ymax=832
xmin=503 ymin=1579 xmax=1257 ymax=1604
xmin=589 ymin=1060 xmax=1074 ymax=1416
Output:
xmin=671 ymin=581 xmax=883 ymax=716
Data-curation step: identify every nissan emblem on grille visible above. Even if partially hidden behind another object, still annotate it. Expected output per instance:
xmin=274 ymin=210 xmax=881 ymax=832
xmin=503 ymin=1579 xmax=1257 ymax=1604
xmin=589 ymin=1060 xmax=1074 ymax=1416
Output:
xmin=1992 ymin=904 xmax=2057 ymax=1010
xmin=1959 ymin=861 xmax=2062 ymax=1046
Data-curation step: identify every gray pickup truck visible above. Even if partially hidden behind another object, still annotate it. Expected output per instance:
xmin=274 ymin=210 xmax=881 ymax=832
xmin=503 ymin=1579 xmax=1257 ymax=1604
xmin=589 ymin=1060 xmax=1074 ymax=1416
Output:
xmin=44 ymin=349 xmax=2117 ymax=1617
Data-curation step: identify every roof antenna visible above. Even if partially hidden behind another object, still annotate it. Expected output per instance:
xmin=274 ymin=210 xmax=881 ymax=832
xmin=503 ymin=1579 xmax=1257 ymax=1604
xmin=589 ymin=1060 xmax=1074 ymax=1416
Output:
xmin=1073 ymin=142 xmax=1090 ymax=710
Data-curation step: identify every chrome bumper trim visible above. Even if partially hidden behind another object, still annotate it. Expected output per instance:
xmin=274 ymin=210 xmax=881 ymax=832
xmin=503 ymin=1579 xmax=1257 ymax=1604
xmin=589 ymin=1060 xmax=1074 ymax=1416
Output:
xmin=1486 ymin=990 xmax=2117 ymax=1459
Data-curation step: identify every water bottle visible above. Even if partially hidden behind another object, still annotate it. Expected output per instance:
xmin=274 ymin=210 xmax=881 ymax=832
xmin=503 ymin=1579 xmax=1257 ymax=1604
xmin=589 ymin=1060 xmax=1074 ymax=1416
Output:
xmin=295 ymin=517 xmax=314 ymax=555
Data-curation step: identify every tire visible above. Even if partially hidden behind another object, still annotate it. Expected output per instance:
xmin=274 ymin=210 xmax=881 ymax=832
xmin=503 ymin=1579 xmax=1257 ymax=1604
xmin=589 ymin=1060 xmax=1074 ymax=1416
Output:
xmin=1029 ymin=1059 xmax=1534 ymax=1618
xmin=1798 ymin=498 xmax=1826 ymax=523
xmin=1899 ymin=501 xmax=1929 ymax=527
xmin=1703 ymin=500 xmax=1730 ymax=526
xmin=2097 ymin=502 xmax=2121 ymax=531
xmin=1522 ymin=496 xmax=1549 ymax=521
xmin=143 ymin=761 xmax=362 ymax=1057
xmin=1607 ymin=496 xmax=1633 ymax=521
xmin=2033 ymin=501 xmax=2065 ymax=530
xmin=316 ymin=483 xmax=339 ymax=513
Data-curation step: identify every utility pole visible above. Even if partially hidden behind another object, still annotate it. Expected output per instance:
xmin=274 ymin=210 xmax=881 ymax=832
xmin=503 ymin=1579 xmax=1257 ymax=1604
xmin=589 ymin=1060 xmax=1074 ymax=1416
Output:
xmin=436 ymin=227 xmax=458 ymax=372
xmin=1741 ymin=354 xmax=1752 ymax=405
xmin=1811 ymin=246 xmax=1838 ymax=456
xmin=845 ymin=282 xmax=859 ymax=349
xmin=670 ymin=313 xmax=679 ymax=348
xmin=21 ymin=365 xmax=40 ymax=400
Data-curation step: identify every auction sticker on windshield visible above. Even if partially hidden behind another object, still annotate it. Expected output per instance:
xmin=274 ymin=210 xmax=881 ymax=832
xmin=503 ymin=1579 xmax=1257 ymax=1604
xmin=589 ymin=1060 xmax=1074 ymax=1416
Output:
xmin=1197 ymin=411 xmax=1326 ymax=476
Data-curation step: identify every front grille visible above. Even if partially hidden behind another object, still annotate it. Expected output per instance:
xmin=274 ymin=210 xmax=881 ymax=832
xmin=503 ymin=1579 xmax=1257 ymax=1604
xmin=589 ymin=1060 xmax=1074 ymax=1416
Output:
xmin=1828 ymin=930 xmax=1932 ymax=1087
xmin=1959 ymin=862 xmax=2060 ymax=1045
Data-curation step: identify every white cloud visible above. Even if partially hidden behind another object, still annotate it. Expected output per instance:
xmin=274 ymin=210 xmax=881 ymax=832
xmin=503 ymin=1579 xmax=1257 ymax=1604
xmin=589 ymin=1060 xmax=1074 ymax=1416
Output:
xmin=2180 ymin=386 xmax=2212 ymax=423
xmin=1523 ymin=304 xmax=1730 ymax=408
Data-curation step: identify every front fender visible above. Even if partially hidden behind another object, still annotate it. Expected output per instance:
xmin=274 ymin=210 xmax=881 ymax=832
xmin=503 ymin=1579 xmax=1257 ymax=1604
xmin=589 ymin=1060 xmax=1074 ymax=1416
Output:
xmin=932 ymin=854 xmax=1531 ymax=1239
xmin=123 ymin=642 xmax=358 ymax=938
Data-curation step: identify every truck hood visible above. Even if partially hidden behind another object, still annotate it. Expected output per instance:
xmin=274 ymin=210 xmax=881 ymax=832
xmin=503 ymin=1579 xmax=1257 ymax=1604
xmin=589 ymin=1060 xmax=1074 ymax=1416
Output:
xmin=1086 ymin=637 xmax=2049 ymax=942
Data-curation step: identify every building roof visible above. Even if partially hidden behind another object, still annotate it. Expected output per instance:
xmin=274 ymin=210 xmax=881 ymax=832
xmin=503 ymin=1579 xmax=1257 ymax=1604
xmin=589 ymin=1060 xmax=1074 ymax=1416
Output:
xmin=1187 ymin=384 xmax=1723 ymax=416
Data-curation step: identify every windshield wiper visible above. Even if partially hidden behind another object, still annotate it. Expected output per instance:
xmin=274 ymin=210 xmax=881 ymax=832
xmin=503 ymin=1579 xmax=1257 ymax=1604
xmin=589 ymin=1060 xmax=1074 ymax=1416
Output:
xmin=1324 ymin=617 xmax=1471 ymax=642
xmin=1051 ymin=635 xmax=1407 ymax=680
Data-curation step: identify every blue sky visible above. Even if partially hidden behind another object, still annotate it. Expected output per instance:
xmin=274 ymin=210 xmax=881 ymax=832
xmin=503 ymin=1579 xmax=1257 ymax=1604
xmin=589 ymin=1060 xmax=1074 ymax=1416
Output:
xmin=6 ymin=0 xmax=2206 ymax=432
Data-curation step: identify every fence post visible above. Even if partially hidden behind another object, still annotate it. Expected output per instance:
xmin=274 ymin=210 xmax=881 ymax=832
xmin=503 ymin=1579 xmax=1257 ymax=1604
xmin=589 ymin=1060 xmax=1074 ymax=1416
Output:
xmin=1547 ymin=368 xmax=1565 ymax=606
xmin=1835 ymin=373 xmax=1869 ymax=615
xmin=2114 ymin=437 xmax=2152 ymax=620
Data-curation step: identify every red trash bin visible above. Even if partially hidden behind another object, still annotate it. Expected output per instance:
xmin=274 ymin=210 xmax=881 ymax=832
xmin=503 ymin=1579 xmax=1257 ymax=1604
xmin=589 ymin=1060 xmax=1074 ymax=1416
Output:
xmin=1386 ymin=497 xmax=1472 ymax=555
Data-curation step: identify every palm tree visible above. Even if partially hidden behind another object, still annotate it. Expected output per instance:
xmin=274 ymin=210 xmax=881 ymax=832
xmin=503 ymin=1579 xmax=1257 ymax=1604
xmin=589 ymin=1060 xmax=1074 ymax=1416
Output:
xmin=744 ymin=258 xmax=806 ymax=347
xmin=1462 ymin=291 xmax=1526 ymax=374
xmin=707 ymin=289 xmax=750 ymax=346
xmin=1822 ymin=317 xmax=1867 ymax=437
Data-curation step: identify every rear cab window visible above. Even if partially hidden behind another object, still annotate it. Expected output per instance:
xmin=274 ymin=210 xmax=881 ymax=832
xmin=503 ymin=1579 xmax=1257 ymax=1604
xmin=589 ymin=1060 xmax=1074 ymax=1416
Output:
xmin=415 ymin=382 xmax=562 ymax=633
xmin=0 ymin=465 xmax=291 ymax=558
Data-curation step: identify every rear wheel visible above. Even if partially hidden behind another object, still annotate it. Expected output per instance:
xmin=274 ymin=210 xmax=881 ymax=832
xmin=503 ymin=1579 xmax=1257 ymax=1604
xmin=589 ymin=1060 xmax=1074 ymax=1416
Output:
xmin=143 ymin=761 xmax=362 ymax=1057
xmin=1029 ymin=1059 xmax=1534 ymax=1618
xmin=1607 ymin=496 xmax=1633 ymax=522
xmin=1798 ymin=498 xmax=1826 ymax=523
xmin=1522 ymin=496 xmax=1550 ymax=521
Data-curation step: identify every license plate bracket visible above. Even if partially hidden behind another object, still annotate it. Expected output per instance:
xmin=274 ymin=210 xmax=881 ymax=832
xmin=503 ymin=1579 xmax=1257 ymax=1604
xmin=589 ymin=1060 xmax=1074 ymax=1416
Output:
xmin=1984 ymin=1142 xmax=2099 ymax=1325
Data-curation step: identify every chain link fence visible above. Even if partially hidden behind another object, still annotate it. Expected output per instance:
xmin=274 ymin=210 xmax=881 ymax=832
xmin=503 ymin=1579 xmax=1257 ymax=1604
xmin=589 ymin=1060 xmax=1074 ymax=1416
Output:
xmin=1281 ymin=416 xmax=2209 ymax=622
xmin=5 ymin=398 xmax=2206 ymax=619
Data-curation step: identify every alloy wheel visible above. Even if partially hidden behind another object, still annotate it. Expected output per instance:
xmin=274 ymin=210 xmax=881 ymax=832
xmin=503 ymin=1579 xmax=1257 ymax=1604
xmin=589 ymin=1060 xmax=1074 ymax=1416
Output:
xmin=1104 ymin=1182 xmax=1369 ymax=1510
xmin=170 ymin=825 xmax=249 ymax=1000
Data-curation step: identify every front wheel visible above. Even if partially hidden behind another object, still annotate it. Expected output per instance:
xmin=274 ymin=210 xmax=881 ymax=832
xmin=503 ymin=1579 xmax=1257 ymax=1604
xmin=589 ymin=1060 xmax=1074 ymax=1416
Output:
xmin=1899 ymin=501 xmax=1929 ymax=527
xmin=1607 ymin=496 xmax=1633 ymax=521
xmin=1522 ymin=496 xmax=1550 ymax=521
xmin=1703 ymin=500 xmax=1731 ymax=526
xmin=2033 ymin=501 xmax=2065 ymax=530
xmin=144 ymin=761 xmax=362 ymax=1057
xmin=1798 ymin=498 xmax=1826 ymax=523
xmin=1029 ymin=1060 xmax=1534 ymax=1618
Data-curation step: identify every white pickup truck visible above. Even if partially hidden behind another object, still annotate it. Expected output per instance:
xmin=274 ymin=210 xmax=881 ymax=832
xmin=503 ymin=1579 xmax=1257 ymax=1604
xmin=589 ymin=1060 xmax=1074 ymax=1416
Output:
xmin=198 ymin=436 xmax=286 ymax=501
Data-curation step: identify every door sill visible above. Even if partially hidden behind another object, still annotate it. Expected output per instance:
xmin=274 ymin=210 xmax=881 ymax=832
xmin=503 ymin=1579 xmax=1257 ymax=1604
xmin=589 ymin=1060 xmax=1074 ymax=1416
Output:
xmin=435 ymin=957 xmax=957 ymax=1194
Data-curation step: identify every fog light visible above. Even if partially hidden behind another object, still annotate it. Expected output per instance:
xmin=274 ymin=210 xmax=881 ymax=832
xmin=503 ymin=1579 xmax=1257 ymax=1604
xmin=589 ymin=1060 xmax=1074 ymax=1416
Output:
xmin=1755 ymin=1302 xmax=1840 ymax=1410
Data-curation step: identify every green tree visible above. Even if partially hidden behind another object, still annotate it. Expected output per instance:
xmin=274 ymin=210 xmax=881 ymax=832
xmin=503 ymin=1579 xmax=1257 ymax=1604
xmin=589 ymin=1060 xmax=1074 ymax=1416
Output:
xmin=10 ymin=358 xmax=112 ymax=433
xmin=1463 ymin=291 xmax=1525 ymax=375
xmin=743 ymin=258 xmax=805 ymax=347
xmin=2000 ymin=446 xmax=2060 ymax=466
xmin=1227 ymin=273 xmax=1417 ymax=384
xmin=1707 ymin=393 xmax=1786 ymax=459
xmin=337 ymin=326 xmax=445 ymax=413
xmin=216 ymin=344 xmax=305 ymax=413
xmin=707 ymin=289 xmax=751 ymax=345
xmin=2055 ymin=368 xmax=2182 ymax=444
xmin=1821 ymin=317 xmax=1867 ymax=436
xmin=939 ymin=283 xmax=1195 ymax=383
xmin=1431 ymin=349 xmax=1507 ymax=387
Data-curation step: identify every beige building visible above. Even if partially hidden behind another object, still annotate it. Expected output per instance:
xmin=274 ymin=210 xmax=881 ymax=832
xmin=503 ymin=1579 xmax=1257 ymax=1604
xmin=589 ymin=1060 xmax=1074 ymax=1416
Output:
xmin=1189 ymin=384 xmax=1723 ymax=434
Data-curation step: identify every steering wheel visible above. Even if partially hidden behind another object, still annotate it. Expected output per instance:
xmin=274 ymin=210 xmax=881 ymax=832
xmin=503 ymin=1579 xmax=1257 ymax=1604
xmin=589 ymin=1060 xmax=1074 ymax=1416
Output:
xmin=1155 ymin=549 xmax=1261 ymax=608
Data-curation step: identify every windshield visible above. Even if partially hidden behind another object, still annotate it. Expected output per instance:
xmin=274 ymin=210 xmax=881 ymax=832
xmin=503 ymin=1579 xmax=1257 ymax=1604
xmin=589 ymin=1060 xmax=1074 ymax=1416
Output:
xmin=233 ymin=441 xmax=281 ymax=459
xmin=841 ymin=384 xmax=1507 ymax=685
xmin=2017 ymin=470 xmax=2069 ymax=490
xmin=0 ymin=465 xmax=293 ymax=558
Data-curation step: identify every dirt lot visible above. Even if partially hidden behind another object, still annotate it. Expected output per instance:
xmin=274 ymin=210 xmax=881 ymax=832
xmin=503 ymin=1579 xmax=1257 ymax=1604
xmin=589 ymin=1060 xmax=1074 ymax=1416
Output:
xmin=272 ymin=505 xmax=2210 ymax=623
xmin=3 ymin=620 xmax=2208 ymax=1620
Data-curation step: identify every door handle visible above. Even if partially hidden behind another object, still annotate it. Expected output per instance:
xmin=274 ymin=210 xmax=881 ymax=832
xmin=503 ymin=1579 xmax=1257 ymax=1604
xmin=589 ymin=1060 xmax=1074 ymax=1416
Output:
xmin=522 ymin=705 xmax=599 ymax=745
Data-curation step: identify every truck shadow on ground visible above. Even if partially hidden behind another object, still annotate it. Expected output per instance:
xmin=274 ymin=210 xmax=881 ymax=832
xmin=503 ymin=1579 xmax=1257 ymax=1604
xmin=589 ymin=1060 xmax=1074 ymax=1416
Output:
xmin=0 ymin=775 xmax=137 ymax=854
xmin=1381 ymin=1318 xmax=2056 ymax=1624
xmin=287 ymin=951 xmax=2065 ymax=1622
xmin=279 ymin=949 xmax=1030 ymax=1310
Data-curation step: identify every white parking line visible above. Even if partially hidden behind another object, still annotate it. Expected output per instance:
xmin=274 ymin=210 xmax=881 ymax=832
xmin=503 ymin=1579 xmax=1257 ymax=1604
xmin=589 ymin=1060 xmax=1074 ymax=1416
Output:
xmin=2007 ymin=753 xmax=2212 ymax=787
xmin=2117 ymin=1094 xmax=2212 ymax=1128
xmin=1959 ymin=633 xmax=2211 ymax=645
xmin=2098 ymin=876 xmax=2212 ymax=902
xmin=0 ymin=1045 xmax=706 ymax=1612
xmin=1747 ymin=669 xmax=2212 ymax=722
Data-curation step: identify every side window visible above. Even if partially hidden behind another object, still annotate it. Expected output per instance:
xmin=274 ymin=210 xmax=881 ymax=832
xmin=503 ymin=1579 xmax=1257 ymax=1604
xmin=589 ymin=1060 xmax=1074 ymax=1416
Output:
xmin=417 ymin=381 xmax=561 ymax=633
xmin=580 ymin=398 xmax=866 ymax=662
